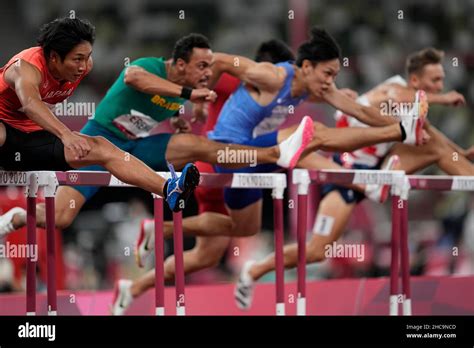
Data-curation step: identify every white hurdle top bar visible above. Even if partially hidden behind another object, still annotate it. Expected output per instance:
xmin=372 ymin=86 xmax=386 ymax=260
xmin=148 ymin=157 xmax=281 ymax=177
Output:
xmin=293 ymin=168 xmax=406 ymax=186
xmin=408 ymin=175 xmax=474 ymax=191
xmin=0 ymin=170 xmax=287 ymax=190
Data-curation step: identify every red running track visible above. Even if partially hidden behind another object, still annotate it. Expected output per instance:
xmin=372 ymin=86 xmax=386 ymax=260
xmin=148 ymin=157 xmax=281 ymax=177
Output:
xmin=0 ymin=275 xmax=473 ymax=316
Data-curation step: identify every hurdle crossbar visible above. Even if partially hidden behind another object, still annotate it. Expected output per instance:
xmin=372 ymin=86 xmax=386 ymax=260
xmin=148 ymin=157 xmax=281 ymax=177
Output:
xmin=409 ymin=175 xmax=474 ymax=191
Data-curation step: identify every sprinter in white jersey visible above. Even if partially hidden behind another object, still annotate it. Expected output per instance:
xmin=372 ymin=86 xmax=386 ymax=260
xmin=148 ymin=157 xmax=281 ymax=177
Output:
xmin=236 ymin=47 xmax=474 ymax=310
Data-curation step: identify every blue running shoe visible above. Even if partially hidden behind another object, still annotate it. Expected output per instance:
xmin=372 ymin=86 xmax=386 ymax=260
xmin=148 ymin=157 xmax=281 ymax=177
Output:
xmin=164 ymin=162 xmax=200 ymax=212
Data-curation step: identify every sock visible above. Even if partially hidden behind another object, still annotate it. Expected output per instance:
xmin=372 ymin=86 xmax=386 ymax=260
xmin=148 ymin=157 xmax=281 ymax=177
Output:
xmin=162 ymin=180 xmax=169 ymax=200
xmin=399 ymin=122 xmax=406 ymax=141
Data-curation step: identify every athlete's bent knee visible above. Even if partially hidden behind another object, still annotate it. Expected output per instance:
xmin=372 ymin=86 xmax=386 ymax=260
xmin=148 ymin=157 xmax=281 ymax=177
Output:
xmin=54 ymin=209 xmax=74 ymax=230
xmin=90 ymin=135 xmax=111 ymax=149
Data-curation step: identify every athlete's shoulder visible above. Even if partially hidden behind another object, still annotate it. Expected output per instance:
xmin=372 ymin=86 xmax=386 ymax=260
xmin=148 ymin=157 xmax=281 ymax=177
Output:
xmin=273 ymin=60 xmax=294 ymax=81
xmin=131 ymin=57 xmax=166 ymax=73
xmin=1 ymin=47 xmax=44 ymax=86
xmin=3 ymin=47 xmax=44 ymax=70
xmin=275 ymin=60 xmax=293 ymax=68
xmin=14 ymin=47 xmax=44 ymax=65
xmin=274 ymin=60 xmax=295 ymax=73
xmin=383 ymin=74 xmax=407 ymax=86
xmin=12 ymin=46 xmax=43 ymax=60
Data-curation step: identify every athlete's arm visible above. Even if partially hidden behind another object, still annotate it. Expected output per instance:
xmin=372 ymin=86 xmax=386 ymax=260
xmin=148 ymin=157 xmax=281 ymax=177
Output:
xmin=429 ymin=90 xmax=466 ymax=106
xmin=170 ymin=117 xmax=192 ymax=133
xmin=380 ymin=84 xmax=466 ymax=107
xmin=322 ymin=85 xmax=396 ymax=127
xmin=210 ymin=53 xmax=283 ymax=93
xmin=4 ymin=59 xmax=90 ymax=159
xmin=191 ymin=102 xmax=208 ymax=123
xmin=124 ymin=66 xmax=216 ymax=103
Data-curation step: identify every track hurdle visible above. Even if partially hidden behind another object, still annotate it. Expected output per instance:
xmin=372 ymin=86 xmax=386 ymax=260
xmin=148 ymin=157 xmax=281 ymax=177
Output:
xmin=198 ymin=172 xmax=287 ymax=315
xmin=149 ymin=172 xmax=288 ymax=315
xmin=394 ymin=175 xmax=474 ymax=316
xmin=292 ymin=168 xmax=406 ymax=316
xmin=0 ymin=171 xmax=59 ymax=315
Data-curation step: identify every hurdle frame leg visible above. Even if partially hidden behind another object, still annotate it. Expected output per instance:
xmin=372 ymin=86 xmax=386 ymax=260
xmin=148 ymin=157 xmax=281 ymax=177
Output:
xmin=390 ymin=184 xmax=402 ymax=316
xmin=25 ymin=172 xmax=39 ymax=316
xmin=272 ymin=184 xmax=286 ymax=316
xmin=294 ymin=170 xmax=310 ymax=316
xmin=400 ymin=178 xmax=412 ymax=315
xmin=44 ymin=173 xmax=59 ymax=316
xmin=173 ymin=211 xmax=186 ymax=316
xmin=153 ymin=194 xmax=165 ymax=316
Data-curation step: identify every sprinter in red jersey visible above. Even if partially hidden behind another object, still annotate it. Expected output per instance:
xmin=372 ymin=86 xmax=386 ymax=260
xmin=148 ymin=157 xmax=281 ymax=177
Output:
xmin=0 ymin=17 xmax=201 ymax=223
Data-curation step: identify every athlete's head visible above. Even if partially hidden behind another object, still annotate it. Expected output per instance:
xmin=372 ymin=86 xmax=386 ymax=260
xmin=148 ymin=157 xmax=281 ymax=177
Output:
xmin=172 ymin=33 xmax=213 ymax=88
xmin=406 ymin=48 xmax=445 ymax=93
xmin=37 ymin=17 xmax=95 ymax=82
xmin=296 ymin=27 xmax=341 ymax=97
xmin=255 ymin=39 xmax=295 ymax=63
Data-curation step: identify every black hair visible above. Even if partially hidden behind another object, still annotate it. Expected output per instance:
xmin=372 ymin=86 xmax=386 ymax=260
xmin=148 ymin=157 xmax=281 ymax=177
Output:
xmin=255 ymin=39 xmax=295 ymax=63
xmin=296 ymin=27 xmax=341 ymax=67
xmin=172 ymin=33 xmax=211 ymax=63
xmin=37 ymin=17 xmax=95 ymax=61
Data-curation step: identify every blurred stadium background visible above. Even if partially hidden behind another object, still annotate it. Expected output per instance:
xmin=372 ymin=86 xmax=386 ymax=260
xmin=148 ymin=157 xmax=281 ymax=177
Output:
xmin=0 ymin=0 xmax=473 ymax=294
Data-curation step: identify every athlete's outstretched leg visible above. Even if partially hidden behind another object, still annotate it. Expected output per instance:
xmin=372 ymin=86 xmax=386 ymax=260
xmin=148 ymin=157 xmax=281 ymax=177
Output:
xmin=235 ymin=190 xmax=356 ymax=310
xmin=165 ymin=116 xmax=314 ymax=169
xmin=302 ymin=122 xmax=404 ymax=154
xmin=252 ymin=191 xmax=355 ymax=281
xmin=384 ymin=125 xmax=474 ymax=175
xmin=66 ymin=135 xmax=168 ymax=197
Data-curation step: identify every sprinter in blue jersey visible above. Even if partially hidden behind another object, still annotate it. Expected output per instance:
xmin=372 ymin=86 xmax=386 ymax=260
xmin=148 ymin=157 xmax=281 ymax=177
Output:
xmin=208 ymin=27 xmax=428 ymax=242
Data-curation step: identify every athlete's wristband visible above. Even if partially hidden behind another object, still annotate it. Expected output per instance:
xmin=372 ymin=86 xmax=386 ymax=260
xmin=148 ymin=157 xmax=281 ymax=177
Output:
xmin=180 ymin=86 xmax=193 ymax=100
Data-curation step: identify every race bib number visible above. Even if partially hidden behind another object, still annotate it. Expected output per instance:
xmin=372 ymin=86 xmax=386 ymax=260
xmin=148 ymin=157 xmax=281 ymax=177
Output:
xmin=112 ymin=109 xmax=159 ymax=139
xmin=313 ymin=215 xmax=335 ymax=236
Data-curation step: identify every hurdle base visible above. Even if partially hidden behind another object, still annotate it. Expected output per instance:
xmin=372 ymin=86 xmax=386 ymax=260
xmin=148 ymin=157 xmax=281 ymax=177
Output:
xmin=276 ymin=303 xmax=285 ymax=316
xmin=403 ymin=299 xmax=412 ymax=316
xmin=389 ymin=295 xmax=398 ymax=316
xmin=297 ymin=298 xmax=306 ymax=316
xmin=48 ymin=310 xmax=57 ymax=316
xmin=176 ymin=306 xmax=186 ymax=316
xmin=26 ymin=312 xmax=36 ymax=316
xmin=155 ymin=307 xmax=165 ymax=316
